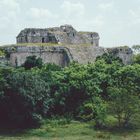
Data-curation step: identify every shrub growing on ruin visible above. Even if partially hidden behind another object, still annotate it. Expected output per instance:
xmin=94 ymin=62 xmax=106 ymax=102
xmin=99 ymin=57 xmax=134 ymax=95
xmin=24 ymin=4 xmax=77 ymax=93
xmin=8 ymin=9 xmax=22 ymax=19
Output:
xmin=23 ymin=55 xmax=43 ymax=69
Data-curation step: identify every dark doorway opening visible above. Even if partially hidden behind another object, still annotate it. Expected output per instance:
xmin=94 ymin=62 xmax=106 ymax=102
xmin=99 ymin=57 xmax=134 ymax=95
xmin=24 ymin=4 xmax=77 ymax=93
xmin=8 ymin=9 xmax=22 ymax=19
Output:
xmin=73 ymin=33 xmax=75 ymax=37
xmin=42 ymin=38 xmax=45 ymax=43
xmin=25 ymin=36 xmax=28 ymax=42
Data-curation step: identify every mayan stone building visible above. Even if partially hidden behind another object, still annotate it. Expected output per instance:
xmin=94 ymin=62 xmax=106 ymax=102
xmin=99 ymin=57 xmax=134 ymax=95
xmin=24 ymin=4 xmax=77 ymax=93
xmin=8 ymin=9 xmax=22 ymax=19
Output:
xmin=0 ymin=25 xmax=133 ymax=67
xmin=16 ymin=25 xmax=100 ymax=46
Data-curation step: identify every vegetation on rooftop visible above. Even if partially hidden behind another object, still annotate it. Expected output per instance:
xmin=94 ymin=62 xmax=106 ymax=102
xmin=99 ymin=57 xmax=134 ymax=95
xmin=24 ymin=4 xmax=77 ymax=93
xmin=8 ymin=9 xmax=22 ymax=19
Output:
xmin=0 ymin=43 xmax=94 ymax=49
xmin=0 ymin=49 xmax=5 ymax=57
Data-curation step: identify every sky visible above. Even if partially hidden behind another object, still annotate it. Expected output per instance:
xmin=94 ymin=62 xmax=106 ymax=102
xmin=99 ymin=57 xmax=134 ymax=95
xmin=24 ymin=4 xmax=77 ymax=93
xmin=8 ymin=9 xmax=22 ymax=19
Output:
xmin=0 ymin=0 xmax=140 ymax=47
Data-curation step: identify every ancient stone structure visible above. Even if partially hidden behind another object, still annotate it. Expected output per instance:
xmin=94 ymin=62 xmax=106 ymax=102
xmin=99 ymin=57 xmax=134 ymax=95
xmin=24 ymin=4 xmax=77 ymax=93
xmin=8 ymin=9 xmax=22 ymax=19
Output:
xmin=10 ymin=46 xmax=70 ymax=67
xmin=0 ymin=25 xmax=133 ymax=67
xmin=9 ymin=45 xmax=133 ymax=67
xmin=17 ymin=25 xmax=100 ymax=46
xmin=107 ymin=47 xmax=133 ymax=65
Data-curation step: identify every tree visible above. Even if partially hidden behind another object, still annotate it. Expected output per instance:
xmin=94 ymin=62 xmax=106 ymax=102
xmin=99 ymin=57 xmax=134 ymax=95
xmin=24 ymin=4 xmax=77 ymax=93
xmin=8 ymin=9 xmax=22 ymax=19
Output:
xmin=96 ymin=53 xmax=123 ymax=64
xmin=83 ymin=60 xmax=109 ymax=127
xmin=0 ymin=68 xmax=51 ymax=128
xmin=133 ymin=54 xmax=140 ymax=64
xmin=132 ymin=45 xmax=140 ymax=54
xmin=108 ymin=87 xmax=140 ymax=127
xmin=23 ymin=55 xmax=43 ymax=69
xmin=107 ymin=64 xmax=140 ymax=127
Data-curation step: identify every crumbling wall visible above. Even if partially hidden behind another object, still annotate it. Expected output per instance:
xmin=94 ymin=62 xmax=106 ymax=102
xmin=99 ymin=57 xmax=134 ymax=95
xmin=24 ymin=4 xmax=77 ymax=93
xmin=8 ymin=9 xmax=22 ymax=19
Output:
xmin=16 ymin=25 xmax=100 ymax=46
xmin=107 ymin=46 xmax=133 ymax=64
xmin=9 ymin=45 xmax=133 ymax=67
xmin=10 ymin=46 xmax=69 ymax=67
xmin=10 ymin=52 xmax=68 ymax=67
xmin=65 ymin=45 xmax=106 ymax=63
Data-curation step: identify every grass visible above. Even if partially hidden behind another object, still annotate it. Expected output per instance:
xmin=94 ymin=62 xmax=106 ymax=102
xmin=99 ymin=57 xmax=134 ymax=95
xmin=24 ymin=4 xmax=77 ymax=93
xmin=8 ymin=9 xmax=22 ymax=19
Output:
xmin=0 ymin=43 xmax=93 ymax=49
xmin=0 ymin=118 xmax=140 ymax=140
xmin=0 ymin=43 xmax=61 ymax=48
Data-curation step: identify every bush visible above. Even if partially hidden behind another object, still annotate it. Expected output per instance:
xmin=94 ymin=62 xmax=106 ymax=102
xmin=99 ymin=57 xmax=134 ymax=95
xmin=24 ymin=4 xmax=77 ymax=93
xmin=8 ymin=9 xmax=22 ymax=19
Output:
xmin=0 ymin=49 xmax=5 ymax=57
xmin=96 ymin=53 xmax=123 ymax=64
xmin=23 ymin=55 xmax=43 ymax=69
xmin=108 ymin=87 xmax=140 ymax=128
xmin=133 ymin=54 xmax=140 ymax=64
xmin=0 ymin=68 xmax=51 ymax=128
xmin=78 ymin=97 xmax=107 ymax=128
xmin=107 ymin=64 xmax=140 ymax=128
xmin=0 ymin=54 xmax=140 ymax=129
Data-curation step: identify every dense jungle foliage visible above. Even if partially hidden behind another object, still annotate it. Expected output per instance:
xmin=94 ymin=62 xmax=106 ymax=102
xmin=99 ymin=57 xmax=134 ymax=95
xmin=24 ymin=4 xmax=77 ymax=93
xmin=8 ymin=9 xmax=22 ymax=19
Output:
xmin=0 ymin=54 xmax=140 ymax=129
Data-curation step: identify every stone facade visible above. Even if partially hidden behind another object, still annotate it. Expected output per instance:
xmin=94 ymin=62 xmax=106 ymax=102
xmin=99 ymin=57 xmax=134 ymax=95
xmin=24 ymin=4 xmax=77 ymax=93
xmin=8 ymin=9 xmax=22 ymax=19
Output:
xmin=107 ymin=47 xmax=133 ymax=64
xmin=10 ymin=46 xmax=69 ymax=67
xmin=9 ymin=45 xmax=133 ymax=67
xmin=17 ymin=25 xmax=100 ymax=46
xmin=0 ymin=25 xmax=133 ymax=67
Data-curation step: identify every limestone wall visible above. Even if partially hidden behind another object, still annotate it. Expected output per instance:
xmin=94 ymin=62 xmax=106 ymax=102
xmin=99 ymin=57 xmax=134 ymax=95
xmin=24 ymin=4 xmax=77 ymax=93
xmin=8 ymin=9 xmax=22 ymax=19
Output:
xmin=10 ymin=52 xmax=68 ymax=67
xmin=10 ymin=46 xmax=69 ymax=67
xmin=107 ymin=47 xmax=133 ymax=64
xmin=16 ymin=25 xmax=100 ymax=46
xmin=9 ymin=45 xmax=133 ymax=67
xmin=66 ymin=45 xmax=107 ymax=63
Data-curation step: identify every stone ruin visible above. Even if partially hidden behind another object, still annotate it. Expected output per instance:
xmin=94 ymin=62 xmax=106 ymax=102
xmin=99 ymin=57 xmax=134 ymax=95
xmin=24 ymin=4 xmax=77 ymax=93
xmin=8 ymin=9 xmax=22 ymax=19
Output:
xmin=16 ymin=25 xmax=99 ymax=46
xmin=0 ymin=25 xmax=133 ymax=67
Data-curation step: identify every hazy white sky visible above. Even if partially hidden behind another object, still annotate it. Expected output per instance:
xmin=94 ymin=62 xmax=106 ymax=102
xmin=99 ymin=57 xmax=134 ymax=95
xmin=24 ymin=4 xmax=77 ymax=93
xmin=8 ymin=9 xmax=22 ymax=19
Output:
xmin=0 ymin=0 xmax=140 ymax=47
